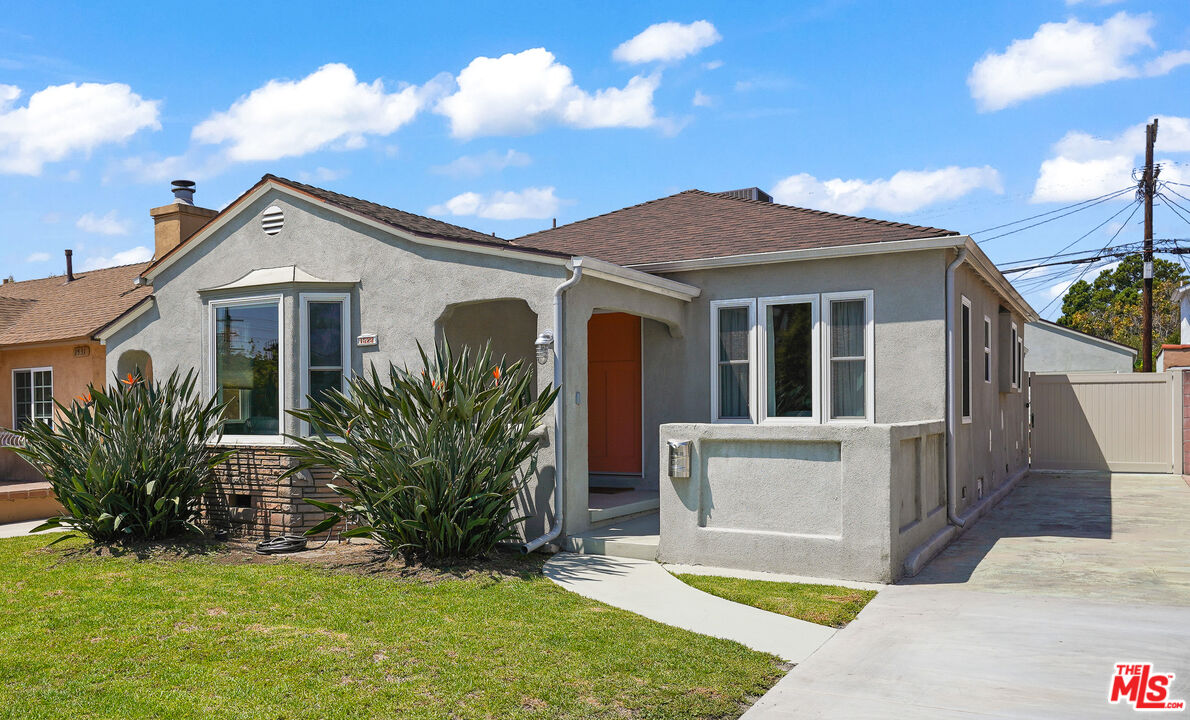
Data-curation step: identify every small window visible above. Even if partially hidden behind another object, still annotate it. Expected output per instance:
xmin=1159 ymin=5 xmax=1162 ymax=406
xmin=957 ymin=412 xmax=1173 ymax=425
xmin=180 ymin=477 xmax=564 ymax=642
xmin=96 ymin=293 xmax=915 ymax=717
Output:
xmin=760 ymin=295 xmax=817 ymax=421
xmin=983 ymin=317 xmax=992 ymax=384
xmin=211 ymin=297 xmax=282 ymax=437
xmin=825 ymin=293 xmax=871 ymax=421
xmin=711 ymin=300 xmax=755 ymax=422
xmin=13 ymin=368 xmax=52 ymax=429
xmin=1016 ymin=335 xmax=1024 ymax=388
xmin=1010 ymin=323 xmax=1019 ymax=389
xmin=961 ymin=297 xmax=971 ymax=422
xmin=300 ymin=294 xmax=350 ymax=416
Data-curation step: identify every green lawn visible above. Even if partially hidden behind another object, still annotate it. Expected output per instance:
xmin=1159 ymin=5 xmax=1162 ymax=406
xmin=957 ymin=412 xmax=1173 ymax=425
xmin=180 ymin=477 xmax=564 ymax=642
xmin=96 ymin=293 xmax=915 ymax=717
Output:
xmin=673 ymin=574 xmax=876 ymax=628
xmin=0 ymin=535 xmax=784 ymax=720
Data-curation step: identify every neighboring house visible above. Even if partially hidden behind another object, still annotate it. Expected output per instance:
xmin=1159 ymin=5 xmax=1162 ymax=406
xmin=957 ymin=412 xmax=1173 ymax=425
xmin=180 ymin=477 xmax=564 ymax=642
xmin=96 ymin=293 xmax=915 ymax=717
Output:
xmin=104 ymin=176 xmax=1036 ymax=582
xmin=1024 ymin=319 xmax=1136 ymax=373
xmin=1162 ymin=284 xmax=1190 ymax=371
xmin=0 ymin=257 xmax=151 ymax=483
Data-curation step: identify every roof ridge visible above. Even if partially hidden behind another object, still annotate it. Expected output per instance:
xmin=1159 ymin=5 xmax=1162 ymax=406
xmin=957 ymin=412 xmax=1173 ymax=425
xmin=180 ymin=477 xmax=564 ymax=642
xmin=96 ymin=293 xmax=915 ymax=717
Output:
xmin=0 ymin=260 xmax=151 ymax=289
xmin=263 ymin=174 xmax=511 ymax=244
xmin=511 ymin=189 xmax=699 ymax=243
xmin=694 ymin=189 xmax=958 ymax=236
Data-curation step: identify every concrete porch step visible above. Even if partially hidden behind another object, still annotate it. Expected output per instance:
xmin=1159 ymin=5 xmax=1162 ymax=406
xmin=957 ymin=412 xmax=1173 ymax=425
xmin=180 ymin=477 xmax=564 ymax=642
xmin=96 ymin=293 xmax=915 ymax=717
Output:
xmin=565 ymin=513 xmax=659 ymax=561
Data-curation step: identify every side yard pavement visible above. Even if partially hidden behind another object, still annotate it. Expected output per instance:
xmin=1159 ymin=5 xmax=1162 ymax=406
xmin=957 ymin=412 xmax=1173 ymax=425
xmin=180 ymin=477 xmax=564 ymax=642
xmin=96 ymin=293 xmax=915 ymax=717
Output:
xmin=743 ymin=472 xmax=1190 ymax=719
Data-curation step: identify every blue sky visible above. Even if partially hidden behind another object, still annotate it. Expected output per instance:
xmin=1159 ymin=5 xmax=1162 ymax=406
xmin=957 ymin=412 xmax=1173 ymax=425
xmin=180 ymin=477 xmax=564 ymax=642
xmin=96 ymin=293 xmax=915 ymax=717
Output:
xmin=1 ymin=1 xmax=1188 ymax=318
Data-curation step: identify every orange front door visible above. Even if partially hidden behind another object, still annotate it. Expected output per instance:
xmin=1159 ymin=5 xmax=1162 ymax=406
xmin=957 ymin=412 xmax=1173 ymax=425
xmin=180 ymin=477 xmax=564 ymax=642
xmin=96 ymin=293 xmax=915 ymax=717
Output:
xmin=587 ymin=313 xmax=642 ymax=475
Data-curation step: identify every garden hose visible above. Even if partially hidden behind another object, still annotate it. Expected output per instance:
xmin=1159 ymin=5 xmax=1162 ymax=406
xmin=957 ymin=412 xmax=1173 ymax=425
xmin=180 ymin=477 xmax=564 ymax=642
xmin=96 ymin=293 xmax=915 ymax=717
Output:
xmin=255 ymin=535 xmax=308 ymax=554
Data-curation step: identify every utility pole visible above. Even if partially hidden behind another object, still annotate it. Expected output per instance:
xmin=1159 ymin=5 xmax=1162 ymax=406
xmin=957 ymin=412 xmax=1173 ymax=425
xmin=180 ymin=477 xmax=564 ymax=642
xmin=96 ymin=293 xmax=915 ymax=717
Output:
xmin=1142 ymin=118 xmax=1158 ymax=372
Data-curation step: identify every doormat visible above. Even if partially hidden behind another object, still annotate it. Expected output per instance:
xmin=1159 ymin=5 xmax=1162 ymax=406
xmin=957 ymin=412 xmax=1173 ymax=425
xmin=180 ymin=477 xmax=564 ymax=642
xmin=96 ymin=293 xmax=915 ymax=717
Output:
xmin=589 ymin=486 xmax=633 ymax=494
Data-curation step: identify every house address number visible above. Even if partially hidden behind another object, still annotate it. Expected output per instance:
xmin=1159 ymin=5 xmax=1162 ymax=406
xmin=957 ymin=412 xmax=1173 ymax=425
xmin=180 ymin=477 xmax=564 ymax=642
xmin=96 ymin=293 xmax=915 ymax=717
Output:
xmin=357 ymin=333 xmax=378 ymax=347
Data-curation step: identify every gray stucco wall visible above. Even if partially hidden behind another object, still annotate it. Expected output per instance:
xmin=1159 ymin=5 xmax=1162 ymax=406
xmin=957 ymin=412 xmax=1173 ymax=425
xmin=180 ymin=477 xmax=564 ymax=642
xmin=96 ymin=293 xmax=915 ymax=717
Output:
xmin=1024 ymin=321 xmax=1135 ymax=373
xmin=952 ymin=261 xmax=1030 ymax=516
xmin=104 ymin=189 xmax=568 ymax=539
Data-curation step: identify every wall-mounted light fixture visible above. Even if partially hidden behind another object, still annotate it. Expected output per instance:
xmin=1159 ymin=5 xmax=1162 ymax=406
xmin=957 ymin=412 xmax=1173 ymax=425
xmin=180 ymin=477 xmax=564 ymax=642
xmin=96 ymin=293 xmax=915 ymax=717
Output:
xmin=534 ymin=330 xmax=554 ymax=365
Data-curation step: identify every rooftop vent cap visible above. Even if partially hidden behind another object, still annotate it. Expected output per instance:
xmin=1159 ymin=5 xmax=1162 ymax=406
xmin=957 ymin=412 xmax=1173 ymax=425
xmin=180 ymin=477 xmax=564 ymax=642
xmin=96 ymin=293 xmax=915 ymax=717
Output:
xmin=261 ymin=205 xmax=284 ymax=236
xmin=718 ymin=187 xmax=773 ymax=203
xmin=171 ymin=179 xmax=195 ymax=205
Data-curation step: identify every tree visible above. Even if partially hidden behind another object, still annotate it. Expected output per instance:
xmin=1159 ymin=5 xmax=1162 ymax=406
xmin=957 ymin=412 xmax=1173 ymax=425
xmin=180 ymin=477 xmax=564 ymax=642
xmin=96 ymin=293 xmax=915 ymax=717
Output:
xmin=1058 ymin=254 xmax=1188 ymax=369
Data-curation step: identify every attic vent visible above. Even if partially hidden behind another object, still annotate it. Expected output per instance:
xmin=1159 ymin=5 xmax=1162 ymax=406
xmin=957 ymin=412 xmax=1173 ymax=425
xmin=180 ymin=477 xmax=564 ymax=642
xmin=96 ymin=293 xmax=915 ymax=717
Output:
xmin=261 ymin=205 xmax=285 ymax=235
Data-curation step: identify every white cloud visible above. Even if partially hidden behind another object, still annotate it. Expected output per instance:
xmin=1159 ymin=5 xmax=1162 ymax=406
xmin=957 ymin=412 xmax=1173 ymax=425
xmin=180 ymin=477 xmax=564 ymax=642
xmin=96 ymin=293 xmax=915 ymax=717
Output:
xmin=1032 ymin=115 xmax=1190 ymax=202
xmin=296 ymin=167 xmax=347 ymax=183
xmin=613 ymin=20 xmax=721 ymax=64
xmin=431 ymin=149 xmax=531 ymax=178
xmin=692 ymin=90 xmax=713 ymax=107
xmin=1145 ymin=50 xmax=1190 ymax=77
xmin=436 ymin=48 xmax=660 ymax=138
xmin=429 ymin=187 xmax=562 ymax=220
xmin=0 ymin=81 xmax=159 ymax=174
xmin=967 ymin=12 xmax=1188 ymax=111
xmin=771 ymin=166 xmax=1003 ymax=215
xmin=703 ymin=60 xmax=724 ymax=70
xmin=193 ymin=63 xmax=446 ymax=161
xmin=25 ymin=251 xmax=49 ymax=263
xmin=76 ymin=210 xmax=131 ymax=236
xmin=80 ymin=245 xmax=152 ymax=271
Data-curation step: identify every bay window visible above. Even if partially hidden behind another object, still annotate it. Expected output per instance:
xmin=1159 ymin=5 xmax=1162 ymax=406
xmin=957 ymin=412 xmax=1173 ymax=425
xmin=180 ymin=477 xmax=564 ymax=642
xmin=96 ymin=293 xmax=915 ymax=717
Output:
xmin=712 ymin=291 xmax=872 ymax=424
xmin=210 ymin=296 xmax=283 ymax=438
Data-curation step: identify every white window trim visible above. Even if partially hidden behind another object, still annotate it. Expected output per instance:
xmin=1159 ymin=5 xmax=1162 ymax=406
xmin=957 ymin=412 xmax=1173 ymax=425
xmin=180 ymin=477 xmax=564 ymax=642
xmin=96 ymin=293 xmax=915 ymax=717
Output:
xmin=1010 ymin=321 xmax=1019 ymax=390
xmin=1016 ymin=335 xmax=1024 ymax=389
xmin=758 ymin=294 xmax=820 ymax=424
xmin=960 ymin=296 xmax=972 ymax=424
xmin=983 ymin=315 xmax=992 ymax=384
xmin=710 ymin=298 xmax=757 ymax=424
xmin=298 ymin=292 xmax=352 ymax=436
xmin=822 ymin=290 xmax=873 ymax=424
xmin=208 ymin=294 xmax=285 ymax=443
xmin=12 ymin=366 xmax=53 ymax=429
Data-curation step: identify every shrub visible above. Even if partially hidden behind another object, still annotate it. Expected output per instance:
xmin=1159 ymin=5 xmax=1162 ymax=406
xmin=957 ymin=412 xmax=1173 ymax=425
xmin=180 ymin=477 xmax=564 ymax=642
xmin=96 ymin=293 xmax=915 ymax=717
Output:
xmin=16 ymin=369 xmax=231 ymax=542
xmin=284 ymin=343 xmax=557 ymax=562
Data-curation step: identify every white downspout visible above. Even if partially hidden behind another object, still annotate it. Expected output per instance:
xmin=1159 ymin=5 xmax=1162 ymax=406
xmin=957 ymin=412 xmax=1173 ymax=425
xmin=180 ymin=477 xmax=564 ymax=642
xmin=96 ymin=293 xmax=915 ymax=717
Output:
xmin=945 ymin=247 xmax=969 ymax=529
xmin=522 ymin=262 xmax=583 ymax=553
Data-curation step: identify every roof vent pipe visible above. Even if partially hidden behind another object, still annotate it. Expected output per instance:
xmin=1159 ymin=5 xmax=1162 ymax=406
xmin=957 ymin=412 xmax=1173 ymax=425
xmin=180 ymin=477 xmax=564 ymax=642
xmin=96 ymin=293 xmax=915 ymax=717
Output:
xmin=65 ymin=249 xmax=74 ymax=282
xmin=171 ymin=179 xmax=196 ymax=205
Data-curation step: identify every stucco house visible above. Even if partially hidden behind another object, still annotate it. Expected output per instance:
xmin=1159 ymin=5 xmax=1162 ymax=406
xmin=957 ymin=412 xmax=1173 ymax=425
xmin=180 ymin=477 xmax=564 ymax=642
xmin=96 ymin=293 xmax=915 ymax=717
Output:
xmin=0 ymin=255 xmax=151 ymax=521
xmin=102 ymin=175 xmax=1036 ymax=582
xmin=1024 ymin=319 xmax=1136 ymax=373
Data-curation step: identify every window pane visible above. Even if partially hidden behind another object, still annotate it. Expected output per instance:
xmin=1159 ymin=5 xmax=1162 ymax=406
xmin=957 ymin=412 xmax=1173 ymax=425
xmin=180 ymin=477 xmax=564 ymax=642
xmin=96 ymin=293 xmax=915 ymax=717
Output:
xmin=830 ymin=300 xmax=865 ymax=358
xmin=215 ymin=302 xmax=279 ymax=436
xmin=961 ymin=305 xmax=971 ymax=417
xmin=718 ymin=307 xmax=749 ymax=362
xmin=308 ymin=369 xmax=342 ymax=404
xmin=766 ymin=303 xmax=812 ymax=418
xmin=308 ymin=302 xmax=343 ymax=367
xmin=831 ymin=359 xmax=865 ymax=418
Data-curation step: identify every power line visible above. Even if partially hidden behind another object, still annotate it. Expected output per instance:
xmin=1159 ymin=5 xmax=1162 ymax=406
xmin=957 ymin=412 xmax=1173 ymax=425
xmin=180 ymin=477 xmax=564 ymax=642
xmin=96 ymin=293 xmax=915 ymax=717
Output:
xmin=969 ymin=186 xmax=1134 ymax=240
xmin=1038 ymin=200 xmax=1143 ymax=316
xmin=998 ymin=198 xmax=1141 ymax=270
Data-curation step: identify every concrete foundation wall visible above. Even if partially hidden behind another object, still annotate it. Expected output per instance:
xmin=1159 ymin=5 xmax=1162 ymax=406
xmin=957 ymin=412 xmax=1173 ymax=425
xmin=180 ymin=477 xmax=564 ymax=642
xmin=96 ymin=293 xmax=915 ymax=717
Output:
xmin=658 ymin=420 xmax=945 ymax=583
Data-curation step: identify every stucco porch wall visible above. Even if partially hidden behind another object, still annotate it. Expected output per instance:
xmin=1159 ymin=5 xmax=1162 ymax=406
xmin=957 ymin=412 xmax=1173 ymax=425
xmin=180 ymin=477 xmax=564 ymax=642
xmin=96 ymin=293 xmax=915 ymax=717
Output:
xmin=658 ymin=420 xmax=945 ymax=583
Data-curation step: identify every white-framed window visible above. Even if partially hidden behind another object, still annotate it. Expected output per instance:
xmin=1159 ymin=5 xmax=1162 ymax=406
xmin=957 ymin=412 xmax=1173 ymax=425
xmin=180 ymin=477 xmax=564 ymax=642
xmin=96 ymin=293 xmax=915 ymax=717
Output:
xmin=710 ymin=299 xmax=756 ymax=423
xmin=12 ymin=367 xmax=52 ymax=429
xmin=299 ymin=293 xmax=351 ymax=431
xmin=759 ymin=294 xmax=819 ymax=424
xmin=710 ymin=291 xmax=873 ymax=425
xmin=960 ymin=296 xmax=972 ymax=423
xmin=983 ymin=316 xmax=992 ymax=384
xmin=209 ymin=295 xmax=284 ymax=440
xmin=1016 ymin=334 xmax=1024 ymax=388
xmin=1010 ymin=322 xmax=1019 ymax=390
xmin=824 ymin=291 xmax=873 ymax=422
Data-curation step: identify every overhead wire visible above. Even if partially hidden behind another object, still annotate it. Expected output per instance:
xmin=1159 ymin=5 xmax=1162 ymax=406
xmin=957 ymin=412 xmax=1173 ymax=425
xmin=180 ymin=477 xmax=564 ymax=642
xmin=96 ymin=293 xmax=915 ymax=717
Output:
xmin=1036 ymin=201 xmax=1143 ymax=316
xmin=971 ymin=187 xmax=1135 ymax=243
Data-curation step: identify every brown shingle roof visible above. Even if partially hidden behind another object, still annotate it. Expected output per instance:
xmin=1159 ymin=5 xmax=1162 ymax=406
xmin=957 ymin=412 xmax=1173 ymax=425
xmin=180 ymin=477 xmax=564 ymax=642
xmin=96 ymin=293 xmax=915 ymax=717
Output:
xmin=0 ymin=262 xmax=151 ymax=346
xmin=512 ymin=190 xmax=959 ymax=266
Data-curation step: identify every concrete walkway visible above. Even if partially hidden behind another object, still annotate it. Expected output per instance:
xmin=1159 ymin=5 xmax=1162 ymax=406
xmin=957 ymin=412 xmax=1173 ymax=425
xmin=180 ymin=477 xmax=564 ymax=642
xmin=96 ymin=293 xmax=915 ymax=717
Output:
xmin=543 ymin=552 xmax=836 ymax=663
xmin=743 ymin=472 xmax=1190 ymax=719
xmin=0 ymin=518 xmax=62 ymax=538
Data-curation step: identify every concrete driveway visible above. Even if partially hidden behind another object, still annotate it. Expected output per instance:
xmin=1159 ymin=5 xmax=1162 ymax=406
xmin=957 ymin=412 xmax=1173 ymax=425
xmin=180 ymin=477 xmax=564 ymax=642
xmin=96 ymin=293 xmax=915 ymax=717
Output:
xmin=744 ymin=472 xmax=1190 ymax=719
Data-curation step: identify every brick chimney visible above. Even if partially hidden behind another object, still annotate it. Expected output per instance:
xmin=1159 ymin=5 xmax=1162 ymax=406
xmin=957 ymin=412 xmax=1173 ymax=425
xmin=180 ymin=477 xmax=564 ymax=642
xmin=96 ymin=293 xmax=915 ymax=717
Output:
xmin=150 ymin=180 xmax=218 ymax=259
